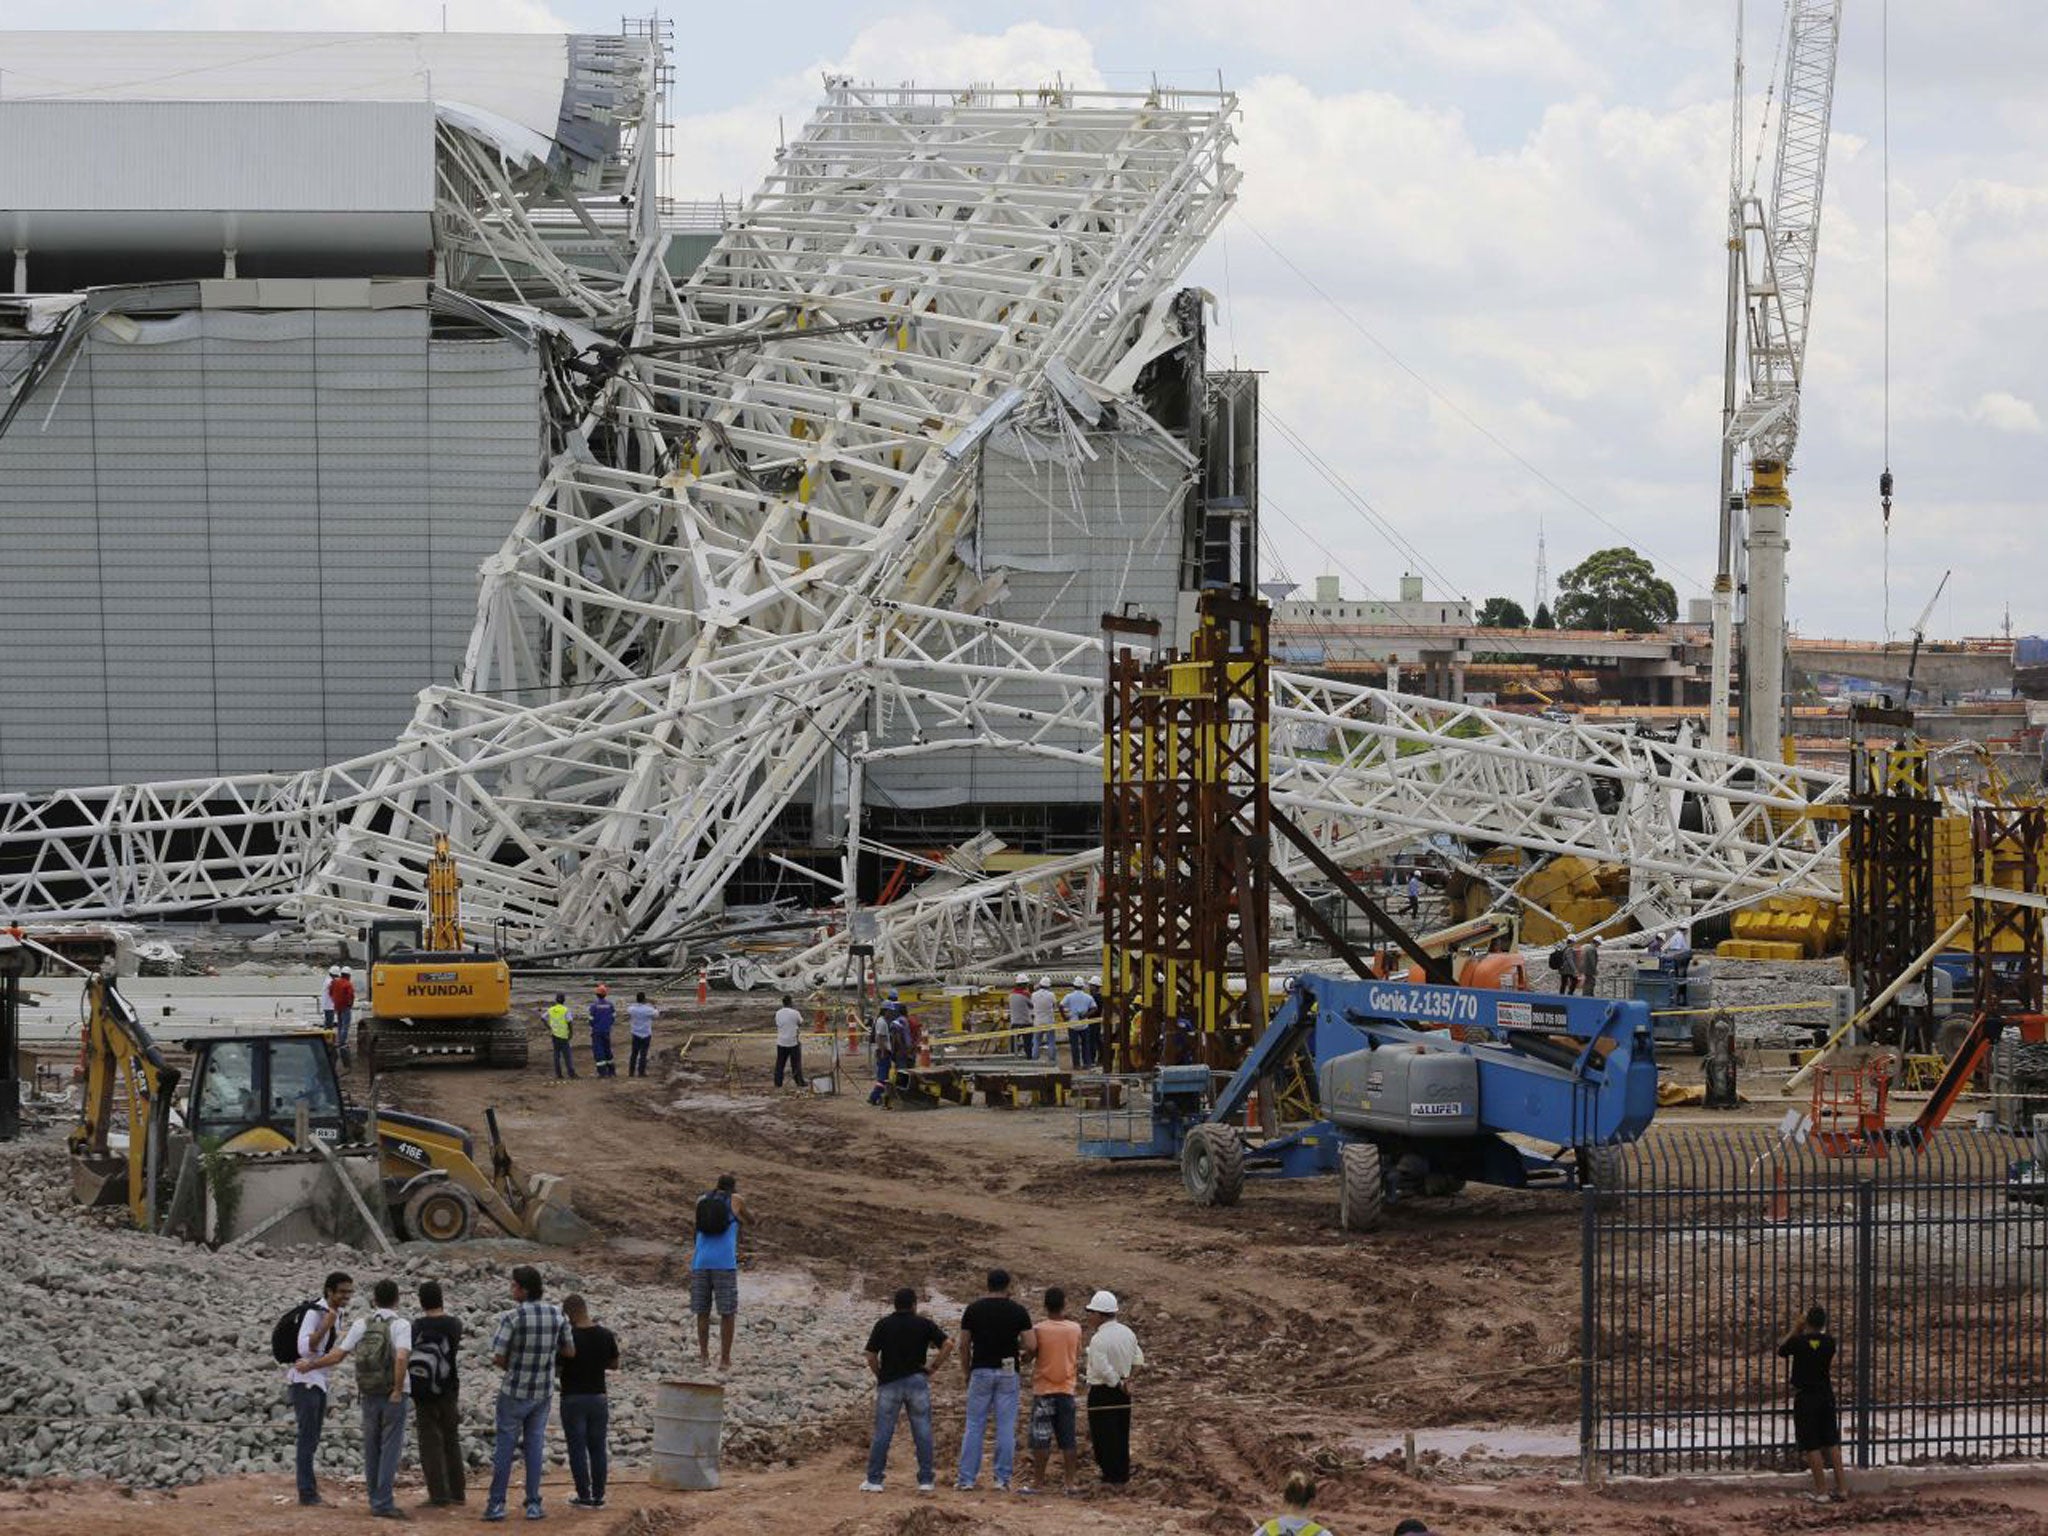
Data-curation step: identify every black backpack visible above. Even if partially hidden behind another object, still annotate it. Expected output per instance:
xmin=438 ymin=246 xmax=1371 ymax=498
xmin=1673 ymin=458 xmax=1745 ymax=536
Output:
xmin=1548 ymin=944 xmax=1568 ymax=973
xmin=408 ymin=1329 xmax=455 ymax=1397
xmin=272 ymin=1300 xmax=324 ymax=1365
xmin=695 ymin=1189 xmax=733 ymax=1236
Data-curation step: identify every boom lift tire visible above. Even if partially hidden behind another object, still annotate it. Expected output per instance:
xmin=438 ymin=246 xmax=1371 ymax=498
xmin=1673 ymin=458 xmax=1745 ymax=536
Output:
xmin=1338 ymin=1142 xmax=1386 ymax=1232
xmin=403 ymin=1182 xmax=477 ymax=1243
xmin=1580 ymin=1143 xmax=1627 ymax=1208
xmin=1181 ymin=1124 xmax=1245 ymax=1207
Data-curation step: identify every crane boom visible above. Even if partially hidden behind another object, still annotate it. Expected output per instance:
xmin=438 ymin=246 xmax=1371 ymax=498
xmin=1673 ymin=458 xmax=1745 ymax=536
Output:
xmin=1712 ymin=0 xmax=1843 ymax=758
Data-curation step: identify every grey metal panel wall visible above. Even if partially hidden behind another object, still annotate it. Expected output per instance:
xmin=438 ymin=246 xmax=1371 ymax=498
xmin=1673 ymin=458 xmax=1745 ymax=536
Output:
xmin=0 ymin=100 xmax=436 ymax=212
xmin=0 ymin=310 xmax=539 ymax=791
xmin=864 ymin=430 xmax=1190 ymax=809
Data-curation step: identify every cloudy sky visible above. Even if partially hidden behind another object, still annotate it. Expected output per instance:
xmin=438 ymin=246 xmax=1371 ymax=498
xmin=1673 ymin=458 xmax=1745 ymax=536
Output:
xmin=6 ymin=1 xmax=2043 ymax=640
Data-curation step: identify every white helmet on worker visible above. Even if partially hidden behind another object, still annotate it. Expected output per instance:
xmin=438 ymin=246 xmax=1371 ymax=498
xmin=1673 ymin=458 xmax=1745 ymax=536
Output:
xmin=1073 ymin=975 xmax=1087 ymax=987
xmin=327 ymin=964 xmax=341 ymax=977
xmin=340 ymin=966 xmax=351 ymax=976
xmin=1089 ymin=975 xmax=1103 ymax=987
xmin=1037 ymin=976 xmax=1052 ymax=989
xmin=1086 ymin=1289 xmax=1119 ymax=1315
xmin=1015 ymin=972 xmax=1030 ymax=985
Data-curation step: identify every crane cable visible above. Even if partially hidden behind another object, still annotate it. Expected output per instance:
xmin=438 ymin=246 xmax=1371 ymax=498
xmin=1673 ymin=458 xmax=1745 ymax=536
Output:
xmin=1880 ymin=0 xmax=1894 ymax=642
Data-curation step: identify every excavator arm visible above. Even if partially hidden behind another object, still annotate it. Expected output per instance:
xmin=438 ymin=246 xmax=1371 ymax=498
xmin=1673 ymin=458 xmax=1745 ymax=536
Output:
xmin=68 ymin=974 xmax=180 ymax=1230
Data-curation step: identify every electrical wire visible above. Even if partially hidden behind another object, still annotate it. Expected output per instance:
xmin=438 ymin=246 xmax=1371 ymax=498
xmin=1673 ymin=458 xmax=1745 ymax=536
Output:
xmin=1880 ymin=0 xmax=1894 ymax=644
xmin=1234 ymin=211 xmax=1706 ymax=595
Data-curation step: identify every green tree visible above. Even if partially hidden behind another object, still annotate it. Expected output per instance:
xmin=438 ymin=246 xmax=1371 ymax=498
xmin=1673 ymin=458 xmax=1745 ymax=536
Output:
xmin=1553 ymin=547 xmax=1677 ymax=632
xmin=1477 ymin=596 xmax=1529 ymax=629
xmin=1533 ymin=602 xmax=1556 ymax=629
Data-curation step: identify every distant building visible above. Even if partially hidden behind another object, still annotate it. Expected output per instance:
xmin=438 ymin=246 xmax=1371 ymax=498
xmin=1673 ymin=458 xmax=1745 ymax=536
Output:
xmin=1276 ymin=573 xmax=1472 ymax=629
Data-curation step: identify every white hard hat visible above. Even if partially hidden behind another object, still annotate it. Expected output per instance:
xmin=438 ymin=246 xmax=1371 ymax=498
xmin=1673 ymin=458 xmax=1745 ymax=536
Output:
xmin=1086 ymin=1289 xmax=1119 ymax=1315
xmin=328 ymin=965 xmax=341 ymax=977
xmin=1037 ymin=976 xmax=1052 ymax=989
xmin=1073 ymin=975 xmax=1087 ymax=987
xmin=1015 ymin=972 xmax=1030 ymax=985
xmin=1090 ymin=975 xmax=1103 ymax=987
xmin=340 ymin=966 xmax=351 ymax=976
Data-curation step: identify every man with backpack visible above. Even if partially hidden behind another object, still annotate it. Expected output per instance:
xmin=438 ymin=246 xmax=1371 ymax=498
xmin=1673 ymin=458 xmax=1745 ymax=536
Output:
xmin=691 ymin=1173 xmax=753 ymax=1373
xmin=278 ymin=1270 xmax=353 ymax=1507
xmin=297 ymin=1276 xmax=412 ymax=1519
xmin=1549 ymin=940 xmax=1581 ymax=995
xmin=410 ymin=1280 xmax=465 ymax=1508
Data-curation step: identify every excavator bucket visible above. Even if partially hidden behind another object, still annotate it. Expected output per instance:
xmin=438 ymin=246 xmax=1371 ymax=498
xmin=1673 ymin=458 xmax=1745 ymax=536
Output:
xmin=522 ymin=1173 xmax=591 ymax=1246
xmin=73 ymin=1154 xmax=130 ymax=1209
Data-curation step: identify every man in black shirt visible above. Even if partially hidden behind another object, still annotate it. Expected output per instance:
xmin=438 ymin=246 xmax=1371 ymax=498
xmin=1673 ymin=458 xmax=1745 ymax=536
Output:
xmin=1777 ymin=1304 xmax=1848 ymax=1502
xmin=410 ymin=1281 xmax=465 ymax=1508
xmin=558 ymin=1294 xmax=622 ymax=1510
xmin=859 ymin=1287 xmax=952 ymax=1492
xmin=953 ymin=1267 xmax=1035 ymax=1491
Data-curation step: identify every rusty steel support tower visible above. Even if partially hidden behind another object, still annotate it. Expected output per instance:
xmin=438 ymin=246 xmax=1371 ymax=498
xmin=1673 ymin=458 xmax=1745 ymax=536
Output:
xmin=1845 ymin=743 xmax=1936 ymax=1050
xmin=1101 ymin=594 xmax=1271 ymax=1074
xmin=1973 ymin=805 xmax=2045 ymax=1018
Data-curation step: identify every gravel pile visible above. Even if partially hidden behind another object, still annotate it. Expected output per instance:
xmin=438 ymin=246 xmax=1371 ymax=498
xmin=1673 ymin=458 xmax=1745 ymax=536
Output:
xmin=0 ymin=1135 xmax=876 ymax=1489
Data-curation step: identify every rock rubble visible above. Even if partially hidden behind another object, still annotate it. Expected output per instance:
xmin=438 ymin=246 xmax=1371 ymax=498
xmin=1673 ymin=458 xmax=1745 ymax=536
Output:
xmin=0 ymin=1136 xmax=874 ymax=1489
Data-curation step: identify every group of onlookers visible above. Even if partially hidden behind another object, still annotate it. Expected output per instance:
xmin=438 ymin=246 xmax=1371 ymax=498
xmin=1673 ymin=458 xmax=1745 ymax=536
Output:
xmin=284 ymin=1265 xmax=619 ymax=1520
xmin=858 ymin=1268 xmax=1143 ymax=1495
xmin=544 ymin=986 xmax=659 ymax=1079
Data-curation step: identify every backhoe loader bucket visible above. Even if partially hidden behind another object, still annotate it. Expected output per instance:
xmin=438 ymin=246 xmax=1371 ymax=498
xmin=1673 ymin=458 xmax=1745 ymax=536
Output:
xmin=523 ymin=1173 xmax=591 ymax=1246
xmin=73 ymin=1154 xmax=129 ymax=1208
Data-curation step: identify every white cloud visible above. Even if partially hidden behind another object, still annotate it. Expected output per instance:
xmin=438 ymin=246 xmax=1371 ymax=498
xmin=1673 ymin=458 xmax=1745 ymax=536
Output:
xmin=1972 ymin=390 xmax=2043 ymax=435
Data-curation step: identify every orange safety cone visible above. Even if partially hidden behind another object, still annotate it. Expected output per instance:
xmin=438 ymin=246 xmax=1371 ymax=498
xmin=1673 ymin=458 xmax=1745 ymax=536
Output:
xmin=918 ymin=1037 xmax=933 ymax=1068
xmin=846 ymin=1009 xmax=863 ymax=1056
xmin=696 ymin=966 xmax=709 ymax=1006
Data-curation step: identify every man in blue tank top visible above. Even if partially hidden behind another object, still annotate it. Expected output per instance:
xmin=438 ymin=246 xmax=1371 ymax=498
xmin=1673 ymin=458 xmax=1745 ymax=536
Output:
xmin=690 ymin=1172 xmax=753 ymax=1372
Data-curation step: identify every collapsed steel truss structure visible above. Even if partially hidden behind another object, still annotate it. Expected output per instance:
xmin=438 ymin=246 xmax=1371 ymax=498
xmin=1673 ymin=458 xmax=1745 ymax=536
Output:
xmin=0 ymin=58 xmax=1854 ymax=982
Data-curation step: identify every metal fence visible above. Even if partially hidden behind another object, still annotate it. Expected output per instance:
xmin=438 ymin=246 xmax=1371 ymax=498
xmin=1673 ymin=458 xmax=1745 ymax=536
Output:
xmin=1582 ymin=1128 xmax=2048 ymax=1476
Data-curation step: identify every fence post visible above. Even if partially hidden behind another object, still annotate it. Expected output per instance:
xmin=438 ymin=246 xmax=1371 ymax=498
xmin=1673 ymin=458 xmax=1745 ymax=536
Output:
xmin=1580 ymin=1183 xmax=1597 ymax=1479
xmin=1853 ymin=1174 xmax=1876 ymax=1470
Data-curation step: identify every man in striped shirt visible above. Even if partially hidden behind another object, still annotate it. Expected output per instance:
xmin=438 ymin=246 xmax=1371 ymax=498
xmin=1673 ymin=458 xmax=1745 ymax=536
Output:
xmin=483 ymin=1265 xmax=575 ymax=1522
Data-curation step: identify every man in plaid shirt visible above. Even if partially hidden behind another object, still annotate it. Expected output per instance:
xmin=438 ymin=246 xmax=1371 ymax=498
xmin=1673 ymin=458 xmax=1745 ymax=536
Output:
xmin=483 ymin=1265 xmax=575 ymax=1522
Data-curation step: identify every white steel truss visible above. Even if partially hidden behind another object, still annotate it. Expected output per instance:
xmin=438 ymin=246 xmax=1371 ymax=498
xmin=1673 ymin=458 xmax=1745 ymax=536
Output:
xmin=0 ymin=65 xmax=1853 ymax=984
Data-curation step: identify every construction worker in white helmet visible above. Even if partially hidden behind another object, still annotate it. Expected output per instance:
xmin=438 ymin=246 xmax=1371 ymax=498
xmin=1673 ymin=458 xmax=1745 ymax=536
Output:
xmin=1028 ymin=977 xmax=1059 ymax=1062
xmin=1060 ymin=976 xmax=1095 ymax=1071
xmin=1008 ymin=973 xmax=1034 ymax=1061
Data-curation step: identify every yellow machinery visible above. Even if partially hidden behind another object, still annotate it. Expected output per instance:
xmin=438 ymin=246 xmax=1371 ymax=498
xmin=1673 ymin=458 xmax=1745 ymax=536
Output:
xmin=70 ymin=972 xmax=575 ymax=1244
xmin=364 ymin=834 xmax=522 ymax=1071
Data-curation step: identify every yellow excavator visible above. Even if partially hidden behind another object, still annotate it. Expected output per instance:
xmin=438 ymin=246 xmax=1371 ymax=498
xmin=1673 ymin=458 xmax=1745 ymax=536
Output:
xmin=364 ymin=834 xmax=524 ymax=1071
xmin=70 ymin=970 xmax=578 ymax=1245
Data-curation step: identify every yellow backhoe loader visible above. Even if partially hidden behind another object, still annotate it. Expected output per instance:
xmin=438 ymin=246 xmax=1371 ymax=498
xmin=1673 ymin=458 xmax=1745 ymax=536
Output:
xmin=70 ymin=972 xmax=578 ymax=1245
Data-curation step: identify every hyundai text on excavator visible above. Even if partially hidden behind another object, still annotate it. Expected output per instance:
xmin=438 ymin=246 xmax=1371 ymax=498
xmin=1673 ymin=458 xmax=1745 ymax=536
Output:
xmin=364 ymin=834 xmax=524 ymax=1071
xmin=70 ymin=969 xmax=577 ymax=1245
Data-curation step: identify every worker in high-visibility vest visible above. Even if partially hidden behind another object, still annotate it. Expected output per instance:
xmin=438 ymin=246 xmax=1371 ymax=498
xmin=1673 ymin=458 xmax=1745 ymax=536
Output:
xmin=547 ymin=994 xmax=577 ymax=1080
xmin=1253 ymin=1470 xmax=1341 ymax=1535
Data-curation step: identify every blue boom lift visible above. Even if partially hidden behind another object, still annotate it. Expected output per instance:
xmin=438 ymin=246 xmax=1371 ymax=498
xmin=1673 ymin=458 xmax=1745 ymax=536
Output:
xmin=1084 ymin=973 xmax=1658 ymax=1230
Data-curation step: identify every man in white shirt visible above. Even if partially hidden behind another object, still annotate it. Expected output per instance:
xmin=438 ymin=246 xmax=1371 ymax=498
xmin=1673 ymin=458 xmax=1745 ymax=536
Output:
xmin=285 ymin=1270 xmax=353 ymax=1507
xmin=626 ymin=991 xmax=658 ymax=1077
xmin=772 ymin=993 xmax=808 ymax=1088
xmin=1082 ymin=1289 xmax=1144 ymax=1486
xmin=1029 ymin=978 xmax=1059 ymax=1063
xmin=1061 ymin=978 xmax=1096 ymax=1070
xmin=299 ymin=1276 xmax=413 ymax=1519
